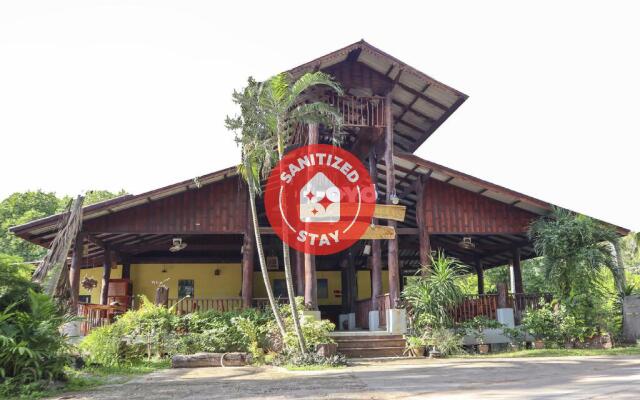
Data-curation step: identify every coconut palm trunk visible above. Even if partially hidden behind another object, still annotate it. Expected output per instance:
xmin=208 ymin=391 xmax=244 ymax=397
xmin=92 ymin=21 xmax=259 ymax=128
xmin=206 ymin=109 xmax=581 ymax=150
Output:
xmin=276 ymin=129 xmax=307 ymax=354
xmin=245 ymin=159 xmax=287 ymax=339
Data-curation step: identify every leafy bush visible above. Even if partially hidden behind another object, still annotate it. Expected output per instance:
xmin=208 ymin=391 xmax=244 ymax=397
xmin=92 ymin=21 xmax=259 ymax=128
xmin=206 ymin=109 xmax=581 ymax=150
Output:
xmin=521 ymin=300 xmax=589 ymax=346
xmin=268 ymin=297 xmax=335 ymax=353
xmin=0 ymin=254 xmax=40 ymax=312
xmin=462 ymin=316 xmax=503 ymax=344
xmin=80 ymin=298 xmax=271 ymax=366
xmin=0 ymin=290 xmax=71 ymax=397
xmin=423 ymin=327 xmax=463 ymax=356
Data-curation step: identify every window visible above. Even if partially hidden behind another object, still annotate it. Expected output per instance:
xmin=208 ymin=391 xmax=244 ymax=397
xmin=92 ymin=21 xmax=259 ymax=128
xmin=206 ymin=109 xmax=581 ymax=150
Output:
xmin=178 ymin=279 xmax=195 ymax=298
xmin=317 ymin=279 xmax=328 ymax=299
xmin=273 ymin=279 xmax=287 ymax=298
xmin=78 ymin=295 xmax=91 ymax=304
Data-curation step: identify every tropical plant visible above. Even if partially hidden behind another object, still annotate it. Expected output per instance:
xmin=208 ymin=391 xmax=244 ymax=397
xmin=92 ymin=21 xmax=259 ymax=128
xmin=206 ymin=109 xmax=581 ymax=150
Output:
xmin=269 ymin=297 xmax=335 ymax=353
xmin=402 ymin=251 xmax=465 ymax=330
xmin=0 ymin=254 xmax=40 ymax=312
xmin=463 ymin=316 xmax=503 ymax=345
xmin=253 ymin=72 xmax=343 ymax=354
xmin=422 ymin=327 xmax=463 ymax=356
xmin=0 ymin=290 xmax=71 ymax=392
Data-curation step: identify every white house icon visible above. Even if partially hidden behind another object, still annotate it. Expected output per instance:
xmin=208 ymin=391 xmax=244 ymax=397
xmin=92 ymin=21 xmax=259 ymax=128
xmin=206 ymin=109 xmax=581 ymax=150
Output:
xmin=299 ymin=172 xmax=341 ymax=223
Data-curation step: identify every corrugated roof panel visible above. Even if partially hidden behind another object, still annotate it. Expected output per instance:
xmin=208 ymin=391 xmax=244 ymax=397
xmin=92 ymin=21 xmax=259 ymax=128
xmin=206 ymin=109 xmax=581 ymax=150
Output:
xmin=413 ymin=98 xmax=446 ymax=120
xmin=391 ymin=86 xmax=414 ymax=106
xmin=403 ymin=110 xmax=430 ymax=128
xmin=430 ymin=171 xmax=450 ymax=181
xmin=515 ymin=202 xmax=550 ymax=215
xmin=398 ymin=73 xmax=426 ymax=93
xmin=358 ymin=50 xmax=391 ymax=76
xmin=424 ymin=85 xmax=458 ymax=108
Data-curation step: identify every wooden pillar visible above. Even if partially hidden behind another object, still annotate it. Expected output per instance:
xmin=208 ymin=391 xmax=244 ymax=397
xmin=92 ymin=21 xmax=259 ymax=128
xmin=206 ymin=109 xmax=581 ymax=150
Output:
xmin=512 ymin=247 xmax=523 ymax=294
xmin=241 ymin=214 xmax=255 ymax=308
xmin=369 ymin=152 xmax=382 ymax=310
xmin=121 ymin=258 xmax=131 ymax=280
xmin=415 ymin=177 xmax=431 ymax=271
xmin=100 ymin=249 xmax=112 ymax=305
xmin=384 ymin=92 xmax=400 ymax=306
xmin=69 ymin=232 xmax=84 ymax=313
xmin=475 ymin=258 xmax=485 ymax=295
xmin=497 ymin=282 xmax=508 ymax=308
xmin=295 ymin=250 xmax=304 ymax=296
xmin=304 ymin=122 xmax=319 ymax=309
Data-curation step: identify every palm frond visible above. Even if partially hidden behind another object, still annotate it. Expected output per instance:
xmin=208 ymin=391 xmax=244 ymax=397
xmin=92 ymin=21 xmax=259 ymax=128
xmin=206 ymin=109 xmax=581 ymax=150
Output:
xmin=289 ymin=71 xmax=344 ymax=103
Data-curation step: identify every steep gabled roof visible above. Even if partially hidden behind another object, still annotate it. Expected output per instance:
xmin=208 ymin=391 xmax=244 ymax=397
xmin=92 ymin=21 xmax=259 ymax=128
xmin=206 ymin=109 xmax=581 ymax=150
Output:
xmin=289 ymin=40 xmax=468 ymax=152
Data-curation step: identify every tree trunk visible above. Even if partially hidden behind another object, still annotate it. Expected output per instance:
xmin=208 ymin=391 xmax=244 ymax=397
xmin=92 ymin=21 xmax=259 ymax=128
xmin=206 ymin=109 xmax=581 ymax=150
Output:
xmin=171 ymin=352 xmax=251 ymax=368
xmin=245 ymin=163 xmax=287 ymax=339
xmin=277 ymin=122 xmax=307 ymax=354
xmin=610 ymin=240 xmax=627 ymax=295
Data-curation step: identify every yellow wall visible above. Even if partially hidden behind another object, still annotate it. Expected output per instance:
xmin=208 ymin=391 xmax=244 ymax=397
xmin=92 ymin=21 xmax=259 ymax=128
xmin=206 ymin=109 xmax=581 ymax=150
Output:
xmin=79 ymin=265 xmax=122 ymax=304
xmin=356 ymin=270 xmax=390 ymax=300
xmin=80 ymin=263 xmax=391 ymax=305
xmin=130 ymin=263 xmax=243 ymax=301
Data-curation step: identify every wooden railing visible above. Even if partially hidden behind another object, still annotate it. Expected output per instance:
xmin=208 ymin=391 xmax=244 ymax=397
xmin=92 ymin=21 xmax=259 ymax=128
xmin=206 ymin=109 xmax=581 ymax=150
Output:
xmin=326 ymin=94 xmax=386 ymax=128
xmin=168 ymin=297 xmax=244 ymax=314
xmin=451 ymin=293 xmax=552 ymax=324
xmin=78 ymin=303 xmax=121 ymax=336
xmin=355 ymin=293 xmax=392 ymax=330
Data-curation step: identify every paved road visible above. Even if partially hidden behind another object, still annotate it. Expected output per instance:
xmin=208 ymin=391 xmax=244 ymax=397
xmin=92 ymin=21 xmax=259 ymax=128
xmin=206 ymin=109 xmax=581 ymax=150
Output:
xmin=52 ymin=356 xmax=640 ymax=399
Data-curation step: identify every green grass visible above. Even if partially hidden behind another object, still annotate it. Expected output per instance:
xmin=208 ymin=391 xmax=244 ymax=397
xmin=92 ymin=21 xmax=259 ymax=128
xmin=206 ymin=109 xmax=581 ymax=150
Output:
xmin=458 ymin=346 xmax=640 ymax=359
xmin=2 ymin=359 xmax=170 ymax=400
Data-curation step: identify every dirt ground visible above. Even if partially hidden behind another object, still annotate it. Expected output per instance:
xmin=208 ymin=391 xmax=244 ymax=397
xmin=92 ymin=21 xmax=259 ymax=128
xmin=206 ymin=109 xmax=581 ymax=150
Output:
xmin=51 ymin=356 xmax=640 ymax=400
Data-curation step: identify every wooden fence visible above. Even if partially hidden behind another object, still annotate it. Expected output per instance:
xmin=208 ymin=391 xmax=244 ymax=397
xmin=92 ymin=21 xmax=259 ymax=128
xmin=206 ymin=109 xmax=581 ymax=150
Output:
xmin=354 ymin=293 xmax=391 ymax=330
xmin=451 ymin=293 xmax=552 ymax=324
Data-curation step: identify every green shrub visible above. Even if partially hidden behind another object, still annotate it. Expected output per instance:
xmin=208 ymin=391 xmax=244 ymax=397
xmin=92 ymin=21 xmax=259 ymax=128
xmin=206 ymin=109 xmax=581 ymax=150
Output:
xmin=423 ymin=327 xmax=463 ymax=356
xmin=274 ymin=352 xmax=346 ymax=368
xmin=0 ymin=290 xmax=71 ymax=397
xmin=0 ymin=254 xmax=40 ymax=312
xmin=521 ymin=300 xmax=590 ymax=346
xmin=462 ymin=316 xmax=503 ymax=344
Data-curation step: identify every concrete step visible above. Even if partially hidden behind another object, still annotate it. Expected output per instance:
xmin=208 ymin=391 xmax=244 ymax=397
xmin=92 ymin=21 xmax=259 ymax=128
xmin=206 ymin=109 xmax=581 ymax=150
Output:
xmin=335 ymin=338 xmax=406 ymax=349
xmin=338 ymin=346 xmax=406 ymax=358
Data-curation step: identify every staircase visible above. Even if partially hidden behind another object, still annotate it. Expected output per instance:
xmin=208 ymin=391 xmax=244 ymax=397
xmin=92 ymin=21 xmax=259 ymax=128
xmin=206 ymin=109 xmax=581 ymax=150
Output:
xmin=332 ymin=332 xmax=406 ymax=358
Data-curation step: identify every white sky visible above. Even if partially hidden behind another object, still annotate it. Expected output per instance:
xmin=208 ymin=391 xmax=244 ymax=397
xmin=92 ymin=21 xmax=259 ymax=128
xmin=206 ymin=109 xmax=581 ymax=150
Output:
xmin=1 ymin=1 xmax=638 ymax=231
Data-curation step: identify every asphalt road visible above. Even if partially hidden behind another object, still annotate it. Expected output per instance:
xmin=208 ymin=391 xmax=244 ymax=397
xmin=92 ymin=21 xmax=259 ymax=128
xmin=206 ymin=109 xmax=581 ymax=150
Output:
xmin=51 ymin=356 xmax=640 ymax=400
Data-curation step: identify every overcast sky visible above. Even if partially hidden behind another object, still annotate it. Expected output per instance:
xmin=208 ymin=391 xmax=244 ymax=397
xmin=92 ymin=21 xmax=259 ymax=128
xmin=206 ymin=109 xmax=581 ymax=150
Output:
xmin=1 ymin=1 xmax=638 ymax=231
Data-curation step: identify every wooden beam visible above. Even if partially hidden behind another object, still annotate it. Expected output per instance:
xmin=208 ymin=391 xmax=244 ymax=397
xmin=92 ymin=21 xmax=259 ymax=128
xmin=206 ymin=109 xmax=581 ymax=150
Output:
xmin=373 ymin=204 xmax=406 ymax=222
xmin=369 ymin=153 xmax=383 ymax=311
xmin=100 ymin=250 xmax=113 ymax=305
xmin=415 ymin=177 xmax=431 ymax=269
xmin=385 ymin=92 xmax=400 ymax=305
xmin=69 ymin=232 xmax=85 ymax=313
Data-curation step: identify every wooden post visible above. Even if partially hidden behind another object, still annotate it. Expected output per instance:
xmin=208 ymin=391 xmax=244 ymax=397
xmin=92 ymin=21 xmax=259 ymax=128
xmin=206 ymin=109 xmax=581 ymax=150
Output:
xmin=512 ymin=248 xmax=523 ymax=294
xmin=497 ymin=282 xmax=508 ymax=309
xmin=295 ymin=249 xmax=304 ymax=296
xmin=384 ymin=92 xmax=400 ymax=306
xmin=121 ymin=260 xmax=131 ymax=280
xmin=69 ymin=232 xmax=84 ymax=313
xmin=155 ymin=286 xmax=169 ymax=307
xmin=415 ymin=177 xmax=431 ymax=271
xmin=100 ymin=249 xmax=112 ymax=305
xmin=369 ymin=152 xmax=382 ymax=310
xmin=241 ymin=213 xmax=255 ymax=308
xmin=304 ymin=122 xmax=319 ymax=310
xmin=475 ymin=258 xmax=485 ymax=295
xmin=347 ymin=249 xmax=357 ymax=313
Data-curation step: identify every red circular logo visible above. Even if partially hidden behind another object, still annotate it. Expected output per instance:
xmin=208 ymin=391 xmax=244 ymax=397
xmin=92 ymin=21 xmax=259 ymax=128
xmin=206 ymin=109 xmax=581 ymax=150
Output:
xmin=264 ymin=144 xmax=376 ymax=255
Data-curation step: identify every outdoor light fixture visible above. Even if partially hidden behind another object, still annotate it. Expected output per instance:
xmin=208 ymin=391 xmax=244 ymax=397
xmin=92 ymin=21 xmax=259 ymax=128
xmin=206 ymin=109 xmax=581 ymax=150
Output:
xmin=169 ymin=238 xmax=187 ymax=252
xmin=390 ymin=192 xmax=400 ymax=205
xmin=363 ymin=243 xmax=372 ymax=256
xmin=459 ymin=236 xmax=476 ymax=249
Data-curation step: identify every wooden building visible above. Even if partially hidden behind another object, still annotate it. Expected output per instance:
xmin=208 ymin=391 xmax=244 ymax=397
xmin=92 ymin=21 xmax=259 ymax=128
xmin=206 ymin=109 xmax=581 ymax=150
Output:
xmin=9 ymin=41 xmax=627 ymax=332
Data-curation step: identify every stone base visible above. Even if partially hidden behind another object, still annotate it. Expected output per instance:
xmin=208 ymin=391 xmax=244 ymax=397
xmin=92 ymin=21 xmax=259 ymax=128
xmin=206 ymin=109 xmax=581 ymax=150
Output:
xmin=368 ymin=310 xmax=380 ymax=331
xmin=497 ymin=308 xmax=515 ymax=328
xmin=386 ymin=308 xmax=407 ymax=334
xmin=301 ymin=310 xmax=321 ymax=323
xmin=338 ymin=313 xmax=356 ymax=330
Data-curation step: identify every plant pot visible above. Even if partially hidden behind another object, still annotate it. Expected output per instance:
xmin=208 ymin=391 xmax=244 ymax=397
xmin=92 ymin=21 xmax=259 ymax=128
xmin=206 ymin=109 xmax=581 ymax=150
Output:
xmin=478 ymin=344 xmax=490 ymax=354
xmin=408 ymin=345 xmax=426 ymax=357
xmin=534 ymin=339 xmax=545 ymax=349
xmin=428 ymin=346 xmax=443 ymax=358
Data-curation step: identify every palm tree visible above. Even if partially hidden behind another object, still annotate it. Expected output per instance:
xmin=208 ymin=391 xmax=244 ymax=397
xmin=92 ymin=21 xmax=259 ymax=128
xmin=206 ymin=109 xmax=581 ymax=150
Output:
xmin=259 ymin=72 xmax=344 ymax=353
xmin=226 ymin=78 xmax=287 ymax=339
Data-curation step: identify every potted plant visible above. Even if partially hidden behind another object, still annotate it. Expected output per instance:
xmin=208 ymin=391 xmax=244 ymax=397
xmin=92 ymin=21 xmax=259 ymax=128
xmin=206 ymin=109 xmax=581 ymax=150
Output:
xmin=521 ymin=302 xmax=555 ymax=350
xmin=404 ymin=335 xmax=426 ymax=357
xmin=464 ymin=316 xmax=501 ymax=354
